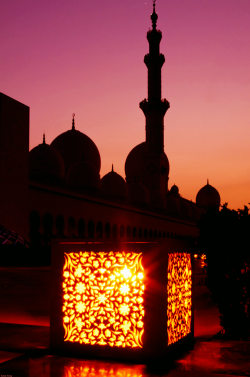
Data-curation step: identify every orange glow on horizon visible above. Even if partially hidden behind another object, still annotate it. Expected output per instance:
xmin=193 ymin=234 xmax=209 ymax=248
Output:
xmin=63 ymin=251 xmax=144 ymax=348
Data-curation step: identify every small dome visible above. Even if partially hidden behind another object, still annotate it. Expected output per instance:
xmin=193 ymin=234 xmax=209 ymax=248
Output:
xmin=29 ymin=137 xmax=65 ymax=184
xmin=149 ymin=189 xmax=166 ymax=209
xmin=125 ymin=142 xmax=145 ymax=184
xmin=179 ymin=200 xmax=192 ymax=218
xmin=101 ymin=166 xmax=128 ymax=202
xmin=169 ymin=184 xmax=180 ymax=197
xmin=196 ymin=181 xmax=220 ymax=210
xmin=66 ymin=160 xmax=100 ymax=194
xmin=165 ymin=195 xmax=180 ymax=214
xmin=128 ymin=182 xmax=149 ymax=206
xmin=51 ymin=122 xmax=101 ymax=173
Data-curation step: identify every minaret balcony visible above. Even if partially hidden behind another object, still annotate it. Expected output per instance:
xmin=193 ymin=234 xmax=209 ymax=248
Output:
xmin=147 ymin=28 xmax=162 ymax=43
xmin=144 ymin=53 xmax=165 ymax=68
xmin=139 ymin=98 xmax=170 ymax=116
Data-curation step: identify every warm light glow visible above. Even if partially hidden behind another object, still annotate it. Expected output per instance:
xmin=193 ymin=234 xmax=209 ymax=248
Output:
xmin=63 ymin=251 xmax=144 ymax=348
xmin=167 ymin=253 xmax=192 ymax=345
xmin=194 ymin=254 xmax=198 ymax=259
xmin=201 ymin=254 xmax=206 ymax=260
xmin=120 ymin=266 xmax=132 ymax=279
xmin=64 ymin=364 xmax=144 ymax=377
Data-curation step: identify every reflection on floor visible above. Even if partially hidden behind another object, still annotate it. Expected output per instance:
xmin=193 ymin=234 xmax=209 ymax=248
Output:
xmin=0 ymin=357 xmax=152 ymax=377
xmin=0 ymin=350 xmax=23 ymax=364
xmin=176 ymin=339 xmax=250 ymax=376
xmin=1 ymin=343 xmax=250 ymax=377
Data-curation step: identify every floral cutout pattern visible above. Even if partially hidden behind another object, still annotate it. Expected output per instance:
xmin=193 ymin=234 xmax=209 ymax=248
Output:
xmin=63 ymin=251 xmax=144 ymax=348
xmin=167 ymin=253 xmax=192 ymax=345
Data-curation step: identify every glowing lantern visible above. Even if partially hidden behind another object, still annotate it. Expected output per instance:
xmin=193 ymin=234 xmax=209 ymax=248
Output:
xmin=63 ymin=251 xmax=144 ymax=348
xmin=167 ymin=253 xmax=192 ymax=345
xmin=51 ymin=240 xmax=194 ymax=361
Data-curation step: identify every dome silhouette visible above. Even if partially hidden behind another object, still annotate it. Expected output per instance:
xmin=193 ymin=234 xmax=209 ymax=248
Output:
xmin=170 ymin=184 xmax=179 ymax=197
xmin=196 ymin=181 xmax=220 ymax=210
xmin=125 ymin=142 xmax=145 ymax=184
xmin=125 ymin=141 xmax=169 ymax=185
xmin=51 ymin=125 xmax=101 ymax=173
xmin=128 ymin=182 xmax=149 ymax=206
xmin=66 ymin=160 xmax=100 ymax=193
xmin=149 ymin=189 xmax=166 ymax=208
xmin=101 ymin=166 xmax=128 ymax=202
xmin=29 ymin=137 xmax=65 ymax=183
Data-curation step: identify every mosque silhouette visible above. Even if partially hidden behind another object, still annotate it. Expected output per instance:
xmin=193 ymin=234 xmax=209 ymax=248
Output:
xmin=0 ymin=3 xmax=220 ymax=249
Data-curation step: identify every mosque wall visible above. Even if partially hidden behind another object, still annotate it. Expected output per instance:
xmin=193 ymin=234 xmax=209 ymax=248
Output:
xmin=28 ymin=183 xmax=198 ymax=245
xmin=0 ymin=93 xmax=29 ymax=240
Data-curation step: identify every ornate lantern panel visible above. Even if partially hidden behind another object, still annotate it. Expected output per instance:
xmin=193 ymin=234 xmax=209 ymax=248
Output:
xmin=62 ymin=251 xmax=144 ymax=348
xmin=167 ymin=253 xmax=192 ymax=345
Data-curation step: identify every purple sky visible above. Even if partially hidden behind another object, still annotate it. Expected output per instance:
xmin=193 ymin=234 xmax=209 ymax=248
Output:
xmin=1 ymin=0 xmax=250 ymax=209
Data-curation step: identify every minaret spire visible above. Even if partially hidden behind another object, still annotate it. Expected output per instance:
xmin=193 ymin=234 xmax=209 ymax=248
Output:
xmin=72 ymin=113 xmax=75 ymax=130
xmin=139 ymin=4 xmax=170 ymax=195
xmin=151 ymin=0 xmax=158 ymax=30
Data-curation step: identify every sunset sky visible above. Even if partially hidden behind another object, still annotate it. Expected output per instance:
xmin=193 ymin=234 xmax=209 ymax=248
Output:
xmin=1 ymin=0 xmax=249 ymax=210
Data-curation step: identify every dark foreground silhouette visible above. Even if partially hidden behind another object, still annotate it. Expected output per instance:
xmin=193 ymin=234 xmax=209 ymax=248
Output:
xmin=197 ymin=203 xmax=250 ymax=339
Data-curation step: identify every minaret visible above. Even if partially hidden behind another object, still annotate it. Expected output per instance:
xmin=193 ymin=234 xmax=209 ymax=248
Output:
xmin=139 ymin=1 xmax=170 ymax=195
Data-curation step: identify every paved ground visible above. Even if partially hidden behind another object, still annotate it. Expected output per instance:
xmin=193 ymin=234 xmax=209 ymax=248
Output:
xmin=0 ymin=267 xmax=50 ymax=327
xmin=0 ymin=261 xmax=249 ymax=377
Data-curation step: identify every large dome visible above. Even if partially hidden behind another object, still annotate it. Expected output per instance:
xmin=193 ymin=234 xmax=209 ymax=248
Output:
xmin=196 ymin=181 xmax=220 ymax=210
xmin=125 ymin=142 xmax=169 ymax=184
xmin=66 ymin=160 xmax=100 ymax=193
xmin=51 ymin=124 xmax=101 ymax=173
xmin=29 ymin=138 xmax=65 ymax=183
xmin=125 ymin=142 xmax=145 ymax=184
xmin=101 ymin=166 xmax=128 ymax=202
